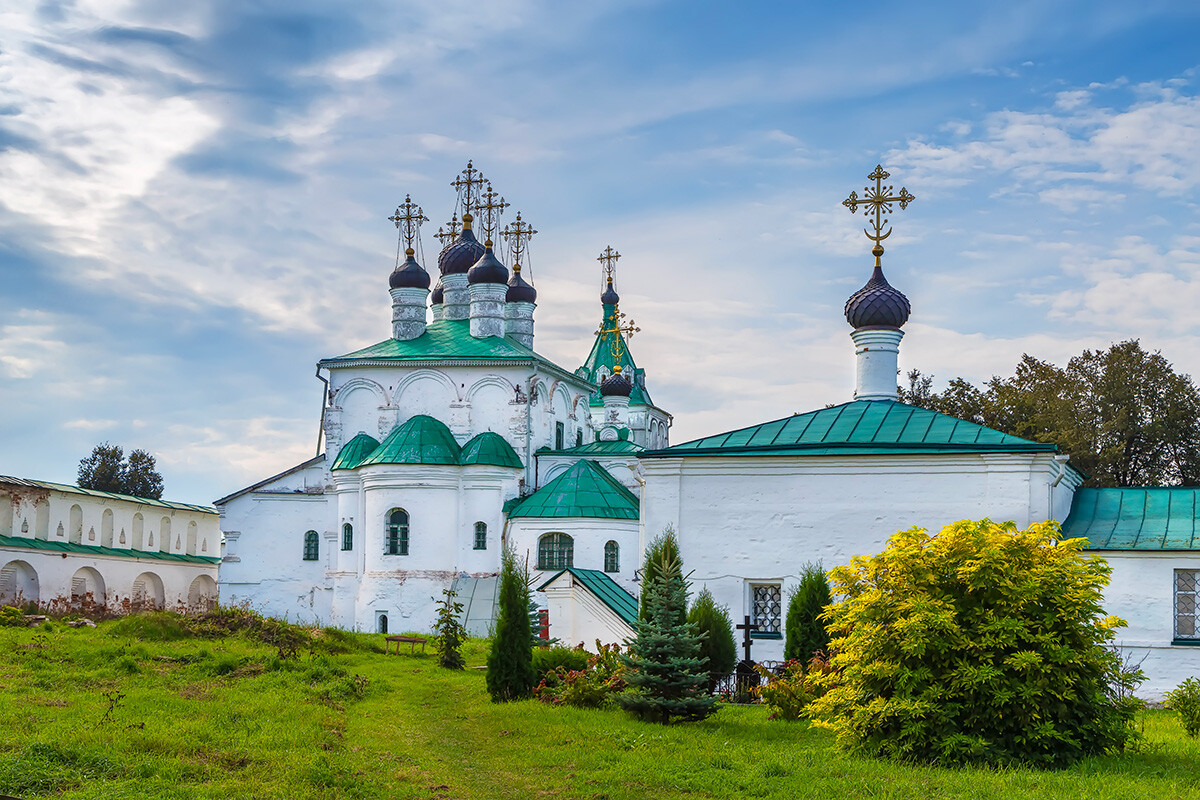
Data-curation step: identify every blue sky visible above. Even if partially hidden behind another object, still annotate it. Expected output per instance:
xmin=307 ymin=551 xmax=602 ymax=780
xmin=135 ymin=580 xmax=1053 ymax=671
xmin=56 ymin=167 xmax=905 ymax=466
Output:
xmin=2 ymin=0 xmax=1200 ymax=504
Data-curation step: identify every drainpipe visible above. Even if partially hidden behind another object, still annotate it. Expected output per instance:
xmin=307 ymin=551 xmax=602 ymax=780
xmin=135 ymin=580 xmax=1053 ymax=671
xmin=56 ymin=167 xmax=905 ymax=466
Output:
xmin=314 ymin=366 xmax=330 ymax=457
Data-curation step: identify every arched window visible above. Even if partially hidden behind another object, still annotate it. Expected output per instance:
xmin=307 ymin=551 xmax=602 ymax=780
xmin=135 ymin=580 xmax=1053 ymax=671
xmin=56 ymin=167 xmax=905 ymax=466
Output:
xmin=342 ymin=523 xmax=353 ymax=551
xmin=604 ymin=540 xmax=619 ymax=573
xmin=474 ymin=521 xmax=487 ymax=550
xmin=385 ymin=509 xmax=409 ymax=555
xmin=537 ymin=532 xmax=573 ymax=570
xmin=303 ymin=530 xmax=319 ymax=561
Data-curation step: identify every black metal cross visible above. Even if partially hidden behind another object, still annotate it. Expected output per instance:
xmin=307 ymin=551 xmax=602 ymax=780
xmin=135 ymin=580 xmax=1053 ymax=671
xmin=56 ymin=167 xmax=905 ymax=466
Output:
xmin=736 ymin=615 xmax=758 ymax=663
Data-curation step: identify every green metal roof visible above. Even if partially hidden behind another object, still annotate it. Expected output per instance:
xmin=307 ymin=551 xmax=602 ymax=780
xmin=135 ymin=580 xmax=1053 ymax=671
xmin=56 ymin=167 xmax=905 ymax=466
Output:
xmin=330 ymin=433 xmax=380 ymax=471
xmin=507 ymin=460 xmax=639 ymax=520
xmin=460 ymin=432 xmax=523 ymax=469
xmin=0 ymin=475 xmax=216 ymax=514
xmin=577 ymin=302 xmax=654 ymax=408
xmin=537 ymin=567 xmax=638 ymax=627
xmin=0 ymin=534 xmax=221 ymax=565
xmin=643 ymin=400 xmax=1060 ymax=458
xmin=1064 ymin=487 xmax=1200 ymax=550
xmin=536 ymin=439 xmax=645 ymax=456
xmin=359 ymin=415 xmax=461 ymax=467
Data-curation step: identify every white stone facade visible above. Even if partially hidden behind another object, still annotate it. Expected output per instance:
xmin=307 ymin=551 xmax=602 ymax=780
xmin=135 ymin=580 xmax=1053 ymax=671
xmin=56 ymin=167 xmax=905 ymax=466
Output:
xmin=0 ymin=477 xmax=219 ymax=614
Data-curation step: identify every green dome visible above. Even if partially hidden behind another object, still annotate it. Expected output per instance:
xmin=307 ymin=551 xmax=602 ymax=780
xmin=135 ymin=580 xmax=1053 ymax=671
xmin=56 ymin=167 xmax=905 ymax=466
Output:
xmin=359 ymin=415 xmax=461 ymax=467
xmin=460 ymin=432 xmax=523 ymax=469
xmin=331 ymin=432 xmax=381 ymax=470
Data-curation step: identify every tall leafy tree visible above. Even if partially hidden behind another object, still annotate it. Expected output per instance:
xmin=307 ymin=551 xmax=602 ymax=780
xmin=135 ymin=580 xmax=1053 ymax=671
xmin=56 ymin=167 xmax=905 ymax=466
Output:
xmin=784 ymin=563 xmax=832 ymax=663
xmin=687 ymin=588 xmax=737 ymax=692
xmin=77 ymin=443 xmax=164 ymax=499
xmin=486 ymin=546 xmax=536 ymax=701
xmin=620 ymin=531 xmax=717 ymax=723
xmin=899 ymin=340 xmax=1200 ymax=487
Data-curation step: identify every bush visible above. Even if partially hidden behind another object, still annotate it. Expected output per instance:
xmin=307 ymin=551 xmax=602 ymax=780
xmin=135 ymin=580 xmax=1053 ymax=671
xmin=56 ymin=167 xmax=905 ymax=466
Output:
xmin=688 ymin=589 xmax=736 ymax=692
xmin=433 ymin=589 xmax=467 ymax=670
xmin=0 ymin=606 xmax=26 ymax=627
xmin=1165 ymin=677 xmax=1200 ymax=738
xmin=784 ymin=564 xmax=831 ymax=663
xmin=535 ymin=642 xmax=626 ymax=708
xmin=808 ymin=519 xmax=1140 ymax=767
xmin=756 ymin=651 xmax=837 ymax=721
xmin=533 ymin=645 xmax=590 ymax=680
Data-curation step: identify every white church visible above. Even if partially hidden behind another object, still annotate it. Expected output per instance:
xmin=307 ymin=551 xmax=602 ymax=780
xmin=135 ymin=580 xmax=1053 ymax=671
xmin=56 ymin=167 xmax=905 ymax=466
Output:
xmin=215 ymin=162 xmax=1199 ymax=699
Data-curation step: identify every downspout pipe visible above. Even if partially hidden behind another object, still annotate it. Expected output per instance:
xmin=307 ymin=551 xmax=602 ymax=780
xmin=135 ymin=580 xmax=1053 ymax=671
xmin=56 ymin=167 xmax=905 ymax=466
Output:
xmin=315 ymin=366 xmax=330 ymax=457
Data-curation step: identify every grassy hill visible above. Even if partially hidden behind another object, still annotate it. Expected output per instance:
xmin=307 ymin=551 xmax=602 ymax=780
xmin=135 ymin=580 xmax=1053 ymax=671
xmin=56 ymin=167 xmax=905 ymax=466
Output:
xmin=1 ymin=613 xmax=1198 ymax=799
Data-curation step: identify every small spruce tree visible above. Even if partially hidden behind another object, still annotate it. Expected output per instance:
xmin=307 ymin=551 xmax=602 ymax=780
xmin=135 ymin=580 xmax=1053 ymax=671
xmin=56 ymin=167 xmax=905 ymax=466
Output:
xmin=619 ymin=532 xmax=717 ymax=723
xmin=486 ymin=547 xmax=537 ymax=701
xmin=433 ymin=589 xmax=467 ymax=670
xmin=784 ymin=563 xmax=832 ymax=663
xmin=688 ymin=588 xmax=737 ymax=692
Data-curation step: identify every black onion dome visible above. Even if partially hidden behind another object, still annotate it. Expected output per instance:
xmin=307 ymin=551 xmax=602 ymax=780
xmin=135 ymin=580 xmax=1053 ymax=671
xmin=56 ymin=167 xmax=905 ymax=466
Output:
xmin=600 ymin=280 xmax=620 ymax=306
xmin=600 ymin=371 xmax=632 ymax=398
xmin=389 ymin=252 xmax=431 ymax=289
xmin=430 ymin=281 xmax=444 ymax=304
xmin=467 ymin=246 xmax=509 ymax=285
xmin=844 ymin=264 xmax=911 ymax=329
xmin=506 ymin=268 xmax=537 ymax=303
xmin=438 ymin=226 xmax=485 ymax=275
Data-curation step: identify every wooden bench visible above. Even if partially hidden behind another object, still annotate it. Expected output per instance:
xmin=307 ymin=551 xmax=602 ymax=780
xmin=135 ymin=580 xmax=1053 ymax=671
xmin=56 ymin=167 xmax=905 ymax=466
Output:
xmin=386 ymin=635 xmax=428 ymax=655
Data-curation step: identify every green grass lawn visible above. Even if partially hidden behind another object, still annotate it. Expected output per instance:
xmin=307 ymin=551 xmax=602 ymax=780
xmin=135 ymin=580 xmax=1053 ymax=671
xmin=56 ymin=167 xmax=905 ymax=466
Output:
xmin=1 ymin=616 xmax=1198 ymax=800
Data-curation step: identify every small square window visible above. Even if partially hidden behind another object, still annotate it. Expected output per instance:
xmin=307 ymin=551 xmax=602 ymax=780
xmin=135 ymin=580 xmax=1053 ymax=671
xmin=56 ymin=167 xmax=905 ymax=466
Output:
xmin=1177 ymin=569 xmax=1198 ymax=640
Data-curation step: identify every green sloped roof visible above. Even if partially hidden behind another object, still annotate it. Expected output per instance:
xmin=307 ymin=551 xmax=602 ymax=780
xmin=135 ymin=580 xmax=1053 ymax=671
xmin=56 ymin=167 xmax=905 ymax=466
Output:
xmin=0 ymin=534 xmax=221 ymax=565
xmin=460 ymin=432 xmax=523 ymax=469
xmin=331 ymin=433 xmax=380 ymax=470
xmin=537 ymin=568 xmax=638 ymax=627
xmin=578 ymin=302 xmax=654 ymax=408
xmin=536 ymin=439 xmax=645 ymax=456
xmin=0 ymin=476 xmax=216 ymax=514
xmin=359 ymin=415 xmax=461 ymax=466
xmin=643 ymin=400 xmax=1059 ymax=458
xmin=507 ymin=460 xmax=639 ymax=519
xmin=1064 ymin=487 xmax=1200 ymax=550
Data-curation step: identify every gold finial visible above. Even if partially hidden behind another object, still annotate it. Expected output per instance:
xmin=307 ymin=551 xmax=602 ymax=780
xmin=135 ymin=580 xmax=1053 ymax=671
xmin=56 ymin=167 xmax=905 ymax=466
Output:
xmin=598 ymin=245 xmax=621 ymax=284
xmin=475 ymin=181 xmax=509 ymax=246
xmin=501 ymin=212 xmax=537 ymax=269
xmin=389 ymin=194 xmax=428 ymax=263
xmin=594 ymin=306 xmax=639 ymax=366
xmin=841 ymin=164 xmax=915 ymax=266
xmin=451 ymin=160 xmax=486 ymax=228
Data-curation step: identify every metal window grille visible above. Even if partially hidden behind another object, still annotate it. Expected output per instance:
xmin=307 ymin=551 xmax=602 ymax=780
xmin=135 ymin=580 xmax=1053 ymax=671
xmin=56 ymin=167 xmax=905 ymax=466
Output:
xmin=474 ymin=521 xmax=487 ymax=550
xmin=1177 ymin=569 xmax=1198 ymax=640
xmin=604 ymin=540 xmax=619 ymax=573
xmin=751 ymin=584 xmax=782 ymax=634
xmin=303 ymin=531 xmax=319 ymax=561
xmin=386 ymin=509 xmax=409 ymax=556
xmin=341 ymin=523 xmax=353 ymax=551
xmin=538 ymin=533 xmax=573 ymax=570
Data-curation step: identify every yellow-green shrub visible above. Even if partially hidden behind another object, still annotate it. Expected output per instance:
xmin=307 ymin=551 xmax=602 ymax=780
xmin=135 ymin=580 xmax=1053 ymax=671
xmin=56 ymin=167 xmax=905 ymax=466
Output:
xmin=808 ymin=519 xmax=1142 ymax=767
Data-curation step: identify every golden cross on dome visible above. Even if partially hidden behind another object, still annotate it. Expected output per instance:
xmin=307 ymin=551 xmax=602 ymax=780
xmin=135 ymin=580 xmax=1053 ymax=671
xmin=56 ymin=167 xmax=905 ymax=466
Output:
xmin=451 ymin=160 xmax=486 ymax=224
xmin=842 ymin=164 xmax=915 ymax=265
xmin=501 ymin=212 xmax=537 ymax=267
xmin=436 ymin=214 xmax=460 ymax=248
xmin=597 ymin=245 xmax=621 ymax=282
xmin=388 ymin=194 xmax=428 ymax=255
xmin=475 ymin=182 xmax=509 ymax=245
xmin=595 ymin=308 xmax=639 ymax=365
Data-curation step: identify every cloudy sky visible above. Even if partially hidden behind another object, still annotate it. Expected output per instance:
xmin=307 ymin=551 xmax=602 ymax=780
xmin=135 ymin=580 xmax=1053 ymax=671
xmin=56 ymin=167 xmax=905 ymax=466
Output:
xmin=2 ymin=1 xmax=1199 ymax=505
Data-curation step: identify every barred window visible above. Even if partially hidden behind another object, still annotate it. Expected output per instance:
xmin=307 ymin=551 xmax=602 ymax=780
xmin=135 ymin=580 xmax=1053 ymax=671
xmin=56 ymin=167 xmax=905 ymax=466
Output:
xmin=474 ymin=521 xmax=487 ymax=551
xmin=302 ymin=530 xmax=319 ymax=561
xmin=538 ymin=532 xmax=573 ymax=570
xmin=385 ymin=509 xmax=409 ymax=556
xmin=341 ymin=523 xmax=353 ymax=551
xmin=750 ymin=583 xmax=782 ymax=635
xmin=1177 ymin=569 xmax=1198 ymax=640
xmin=604 ymin=540 xmax=619 ymax=573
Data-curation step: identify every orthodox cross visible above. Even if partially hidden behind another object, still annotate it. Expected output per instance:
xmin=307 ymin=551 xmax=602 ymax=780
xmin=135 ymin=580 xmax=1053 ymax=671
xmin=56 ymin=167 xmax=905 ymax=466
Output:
xmin=451 ymin=160 xmax=486 ymax=224
xmin=475 ymin=182 xmax=509 ymax=246
xmin=736 ymin=616 xmax=758 ymax=663
xmin=388 ymin=194 xmax=428 ymax=262
xmin=841 ymin=164 xmax=915 ymax=266
xmin=595 ymin=309 xmax=639 ymax=366
xmin=598 ymin=245 xmax=620 ymax=284
xmin=501 ymin=212 xmax=537 ymax=269
xmin=435 ymin=213 xmax=460 ymax=248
